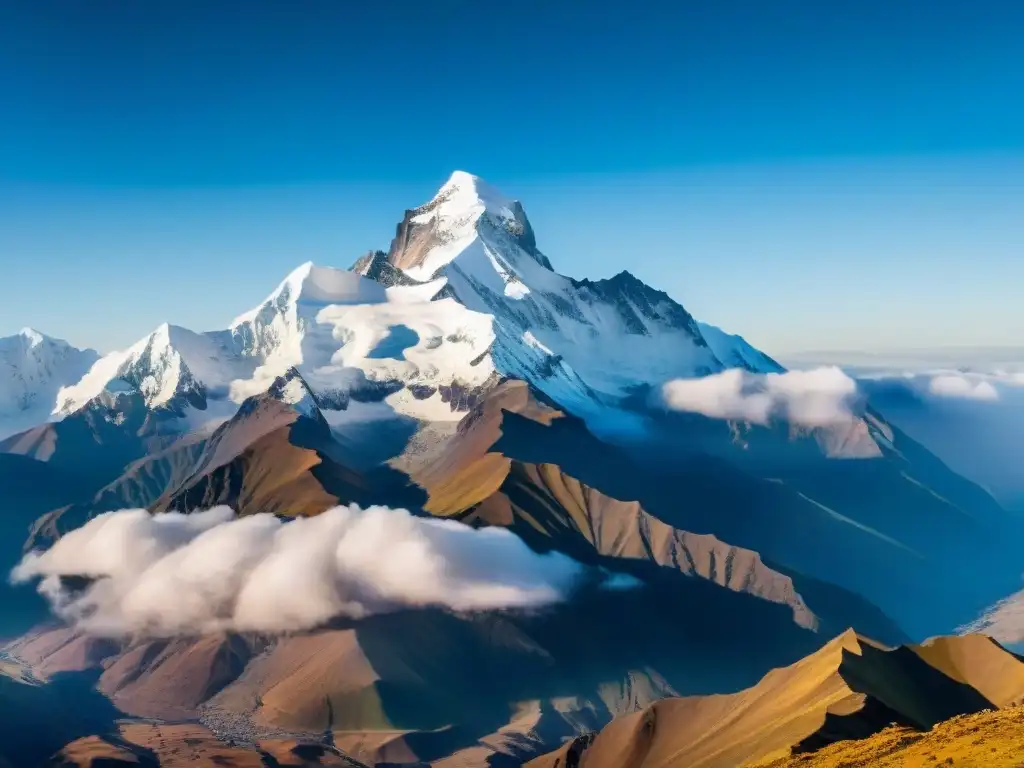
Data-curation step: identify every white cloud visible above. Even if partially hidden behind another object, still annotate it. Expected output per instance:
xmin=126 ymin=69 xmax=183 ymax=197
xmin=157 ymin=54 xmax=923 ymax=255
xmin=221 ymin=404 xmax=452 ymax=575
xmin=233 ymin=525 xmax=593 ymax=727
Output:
xmin=927 ymin=374 xmax=1000 ymax=401
xmin=998 ymin=371 xmax=1024 ymax=386
xmin=11 ymin=505 xmax=601 ymax=637
xmin=660 ymin=366 xmax=858 ymax=428
xmin=859 ymin=368 xmax=1024 ymax=402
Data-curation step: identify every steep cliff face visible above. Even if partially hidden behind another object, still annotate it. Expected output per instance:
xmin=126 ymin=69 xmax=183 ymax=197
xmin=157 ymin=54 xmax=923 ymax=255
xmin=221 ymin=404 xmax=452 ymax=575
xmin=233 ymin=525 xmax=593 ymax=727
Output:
xmin=350 ymin=249 xmax=420 ymax=287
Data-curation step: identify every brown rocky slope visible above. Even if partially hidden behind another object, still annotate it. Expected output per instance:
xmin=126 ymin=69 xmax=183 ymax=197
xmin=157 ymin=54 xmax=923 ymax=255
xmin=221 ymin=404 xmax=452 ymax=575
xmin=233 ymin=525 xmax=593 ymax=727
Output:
xmin=4 ymin=380 xmax=918 ymax=766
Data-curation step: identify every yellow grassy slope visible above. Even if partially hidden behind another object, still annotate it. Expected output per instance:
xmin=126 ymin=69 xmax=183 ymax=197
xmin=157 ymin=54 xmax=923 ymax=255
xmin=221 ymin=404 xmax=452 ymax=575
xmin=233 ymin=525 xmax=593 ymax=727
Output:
xmin=528 ymin=630 xmax=871 ymax=768
xmin=750 ymin=705 xmax=1024 ymax=768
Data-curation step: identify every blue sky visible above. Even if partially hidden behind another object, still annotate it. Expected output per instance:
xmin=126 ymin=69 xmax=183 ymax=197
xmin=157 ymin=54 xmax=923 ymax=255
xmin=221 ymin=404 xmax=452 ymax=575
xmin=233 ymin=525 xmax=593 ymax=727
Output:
xmin=0 ymin=1 xmax=1021 ymax=355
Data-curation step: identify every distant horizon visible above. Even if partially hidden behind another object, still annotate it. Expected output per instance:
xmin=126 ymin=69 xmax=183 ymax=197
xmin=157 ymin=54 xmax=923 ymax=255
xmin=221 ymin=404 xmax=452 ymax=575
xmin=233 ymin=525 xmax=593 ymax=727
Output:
xmin=780 ymin=344 xmax=1024 ymax=365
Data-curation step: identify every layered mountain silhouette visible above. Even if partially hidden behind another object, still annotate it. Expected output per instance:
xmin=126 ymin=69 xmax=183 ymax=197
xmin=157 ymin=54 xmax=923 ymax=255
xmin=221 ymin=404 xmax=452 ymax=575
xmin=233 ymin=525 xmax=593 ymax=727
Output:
xmin=14 ymin=630 xmax=1024 ymax=767
xmin=1 ymin=172 xmax=1022 ymax=766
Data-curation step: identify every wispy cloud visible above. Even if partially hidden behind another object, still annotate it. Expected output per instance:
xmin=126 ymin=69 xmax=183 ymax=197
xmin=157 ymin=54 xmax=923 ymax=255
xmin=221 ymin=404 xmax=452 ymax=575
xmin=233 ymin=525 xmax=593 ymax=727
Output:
xmin=660 ymin=366 xmax=858 ymax=428
xmin=11 ymin=505 xmax=607 ymax=637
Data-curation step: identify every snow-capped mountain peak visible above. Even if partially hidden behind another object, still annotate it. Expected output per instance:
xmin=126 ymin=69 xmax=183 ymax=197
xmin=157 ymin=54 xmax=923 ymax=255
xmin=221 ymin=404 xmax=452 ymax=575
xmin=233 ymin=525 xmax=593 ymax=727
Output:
xmin=229 ymin=261 xmax=391 ymax=366
xmin=234 ymin=262 xmax=387 ymax=325
xmin=0 ymin=329 xmax=100 ymax=439
xmin=55 ymin=322 xmax=253 ymax=420
xmin=387 ymin=171 xmax=552 ymax=281
xmin=3 ymin=171 xmax=787 ymax=440
xmin=369 ymin=173 xmax=741 ymax=416
xmin=16 ymin=327 xmax=46 ymax=346
xmin=424 ymin=171 xmax=529 ymax=237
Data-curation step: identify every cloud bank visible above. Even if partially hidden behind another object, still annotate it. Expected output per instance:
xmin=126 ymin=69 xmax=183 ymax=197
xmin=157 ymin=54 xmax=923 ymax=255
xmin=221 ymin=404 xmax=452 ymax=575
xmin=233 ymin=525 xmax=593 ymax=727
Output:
xmin=862 ymin=368 xmax=1024 ymax=403
xmin=926 ymin=373 xmax=999 ymax=401
xmin=11 ymin=505 xmax=595 ymax=637
xmin=660 ymin=366 xmax=858 ymax=427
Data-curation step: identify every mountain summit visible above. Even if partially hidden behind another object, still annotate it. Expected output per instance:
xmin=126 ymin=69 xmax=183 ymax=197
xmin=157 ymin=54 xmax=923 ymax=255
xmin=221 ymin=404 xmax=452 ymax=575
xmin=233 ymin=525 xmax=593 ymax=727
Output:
xmin=0 ymin=328 xmax=99 ymax=439
xmin=387 ymin=170 xmax=552 ymax=277
xmin=18 ymin=172 xmax=772 ymax=434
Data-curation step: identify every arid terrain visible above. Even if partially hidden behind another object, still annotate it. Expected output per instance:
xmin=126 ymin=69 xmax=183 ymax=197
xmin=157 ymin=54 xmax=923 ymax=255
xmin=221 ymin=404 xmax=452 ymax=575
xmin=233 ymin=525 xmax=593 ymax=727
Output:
xmin=750 ymin=707 xmax=1024 ymax=768
xmin=529 ymin=631 xmax=1024 ymax=768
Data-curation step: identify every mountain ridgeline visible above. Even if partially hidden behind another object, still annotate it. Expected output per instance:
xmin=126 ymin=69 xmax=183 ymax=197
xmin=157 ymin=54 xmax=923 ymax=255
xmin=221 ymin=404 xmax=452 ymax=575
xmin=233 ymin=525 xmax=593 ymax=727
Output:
xmin=0 ymin=171 xmax=1021 ymax=766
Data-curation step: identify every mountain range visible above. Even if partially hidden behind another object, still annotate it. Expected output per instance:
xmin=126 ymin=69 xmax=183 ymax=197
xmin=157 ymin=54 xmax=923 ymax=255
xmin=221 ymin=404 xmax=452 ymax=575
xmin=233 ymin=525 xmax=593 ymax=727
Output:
xmin=1 ymin=171 xmax=1021 ymax=766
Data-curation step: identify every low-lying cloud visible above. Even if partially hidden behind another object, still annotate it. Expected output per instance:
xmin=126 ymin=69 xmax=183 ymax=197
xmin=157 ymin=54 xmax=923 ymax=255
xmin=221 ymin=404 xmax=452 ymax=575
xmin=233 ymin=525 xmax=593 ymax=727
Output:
xmin=11 ymin=505 xmax=600 ymax=637
xmin=926 ymin=373 xmax=999 ymax=401
xmin=660 ymin=366 xmax=858 ymax=428
xmin=867 ymin=369 xmax=1024 ymax=403
xmin=840 ymin=360 xmax=1024 ymax=401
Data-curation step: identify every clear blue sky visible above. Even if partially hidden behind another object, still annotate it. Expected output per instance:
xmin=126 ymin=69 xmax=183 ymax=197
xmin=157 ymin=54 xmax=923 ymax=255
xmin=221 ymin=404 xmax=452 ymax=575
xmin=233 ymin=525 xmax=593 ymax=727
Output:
xmin=0 ymin=1 xmax=1021 ymax=355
